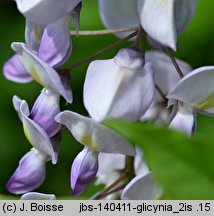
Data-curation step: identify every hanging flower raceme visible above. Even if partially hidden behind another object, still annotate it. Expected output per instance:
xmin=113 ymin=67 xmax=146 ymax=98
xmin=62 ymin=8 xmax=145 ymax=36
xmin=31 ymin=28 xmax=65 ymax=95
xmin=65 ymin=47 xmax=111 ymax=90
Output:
xmin=84 ymin=48 xmax=155 ymax=122
xmin=167 ymin=66 xmax=214 ymax=135
xmin=7 ymin=90 xmax=61 ymax=195
xmin=141 ymin=51 xmax=192 ymax=125
xmin=3 ymin=2 xmax=82 ymax=85
xmin=55 ymin=111 xmax=136 ymax=196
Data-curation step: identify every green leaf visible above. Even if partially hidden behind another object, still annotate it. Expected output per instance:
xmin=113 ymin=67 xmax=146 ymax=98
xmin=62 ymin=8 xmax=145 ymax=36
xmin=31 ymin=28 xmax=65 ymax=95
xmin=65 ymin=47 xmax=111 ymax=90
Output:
xmin=104 ymin=119 xmax=214 ymax=200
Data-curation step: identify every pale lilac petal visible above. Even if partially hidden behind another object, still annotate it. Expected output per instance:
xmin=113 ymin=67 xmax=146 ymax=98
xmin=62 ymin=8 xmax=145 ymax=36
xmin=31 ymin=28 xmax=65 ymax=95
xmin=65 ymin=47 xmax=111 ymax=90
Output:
xmin=12 ymin=42 xmax=72 ymax=103
xmin=3 ymin=55 xmax=33 ymax=83
xmin=7 ymin=148 xmax=47 ymax=195
xmin=14 ymin=99 xmax=57 ymax=164
xmin=169 ymin=104 xmax=196 ymax=136
xmin=140 ymin=97 xmax=170 ymax=125
xmin=25 ymin=19 xmax=45 ymax=51
xmin=97 ymin=153 xmax=125 ymax=176
xmin=167 ymin=66 xmax=214 ymax=112
xmin=145 ymin=51 xmax=192 ymax=94
xmin=175 ymin=0 xmax=197 ymax=35
xmin=134 ymin=147 xmax=149 ymax=176
xmin=84 ymin=48 xmax=155 ymax=122
xmin=99 ymin=0 xmax=139 ymax=38
xmin=55 ymin=111 xmax=136 ymax=156
xmin=13 ymin=96 xmax=30 ymax=121
xmin=121 ymin=173 xmax=162 ymax=200
xmin=71 ymin=147 xmax=99 ymax=196
xmin=21 ymin=192 xmax=56 ymax=200
xmin=38 ymin=15 xmax=72 ymax=67
xmin=15 ymin=0 xmax=81 ymax=25
xmin=29 ymin=90 xmax=61 ymax=137
xmin=138 ymin=0 xmax=177 ymax=50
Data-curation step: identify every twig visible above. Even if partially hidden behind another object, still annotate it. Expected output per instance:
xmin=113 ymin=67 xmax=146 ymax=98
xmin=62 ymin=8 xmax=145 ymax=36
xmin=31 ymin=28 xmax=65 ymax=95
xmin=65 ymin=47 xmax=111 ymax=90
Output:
xmin=63 ymin=30 xmax=139 ymax=71
xmin=70 ymin=27 xmax=139 ymax=36
xmin=93 ymin=172 xmax=128 ymax=200
xmin=164 ymin=47 xmax=184 ymax=78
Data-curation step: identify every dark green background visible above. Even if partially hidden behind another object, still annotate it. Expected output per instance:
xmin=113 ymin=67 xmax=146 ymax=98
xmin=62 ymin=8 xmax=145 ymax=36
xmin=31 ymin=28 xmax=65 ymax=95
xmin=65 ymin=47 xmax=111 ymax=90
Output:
xmin=0 ymin=0 xmax=214 ymax=198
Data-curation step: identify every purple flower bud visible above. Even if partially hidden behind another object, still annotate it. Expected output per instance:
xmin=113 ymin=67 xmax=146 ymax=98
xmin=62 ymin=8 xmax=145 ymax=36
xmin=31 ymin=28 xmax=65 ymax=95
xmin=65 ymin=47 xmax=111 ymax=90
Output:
xmin=29 ymin=90 xmax=61 ymax=137
xmin=3 ymin=55 xmax=33 ymax=83
xmin=7 ymin=148 xmax=47 ymax=195
xmin=71 ymin=147 xmax=99 ymax=196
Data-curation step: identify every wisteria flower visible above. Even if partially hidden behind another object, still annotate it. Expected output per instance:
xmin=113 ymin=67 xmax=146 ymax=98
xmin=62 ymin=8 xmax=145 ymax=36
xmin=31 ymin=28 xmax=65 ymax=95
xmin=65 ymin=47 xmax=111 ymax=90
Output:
xmin=84 ymin=48 xmax=155 ymax=122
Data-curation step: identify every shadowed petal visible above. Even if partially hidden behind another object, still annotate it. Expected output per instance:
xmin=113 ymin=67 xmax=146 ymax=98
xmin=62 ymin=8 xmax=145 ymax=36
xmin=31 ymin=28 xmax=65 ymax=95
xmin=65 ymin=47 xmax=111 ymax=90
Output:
xmin=3 ymin=55 xmax=33 ymax=83
xmin=121 ymin=173 xmax=162 ymax=200
xmin=15 ymin=0 xmax=81 ymax=25
xmin=84 ymin=48 xmax=155 ymax=122
xmin=175 ymin=0 xmax=197 ymax=35
xmin=7 ymin=148 xmax=47 ymax=195
xmin=25 ymin=19 xmax=45 ymax=51
xmin=21 ymin=192 xmax=56 ymax=200
xmin=12 ymin=42 xmax=72 ymax=103
xmin=99 ymin=0 xmax=139 ymax=38
xmin=55 ymin=111 xmax=136 ymax=156
xmin=145 ymin=51 xmax=191 ymax=94
xmin=169 ymin=104 xmax=196 ymax=136
xmin=71 ymin=147 xmax=99 ymax=196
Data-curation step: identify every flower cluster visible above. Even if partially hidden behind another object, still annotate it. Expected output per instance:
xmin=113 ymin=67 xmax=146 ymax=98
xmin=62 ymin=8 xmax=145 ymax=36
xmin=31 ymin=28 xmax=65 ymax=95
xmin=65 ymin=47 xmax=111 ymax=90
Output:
xmin=4 ymin=0 xmax=214 ymax=200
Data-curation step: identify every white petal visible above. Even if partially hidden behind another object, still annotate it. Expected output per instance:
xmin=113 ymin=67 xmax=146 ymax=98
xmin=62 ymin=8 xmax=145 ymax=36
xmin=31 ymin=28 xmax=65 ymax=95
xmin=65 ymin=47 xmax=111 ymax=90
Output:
xmin=21 ymin=192 xmax=56 ymax=200
xmin=15 ymin=0 xmax=81 ymax=25
xmin=55 ymin=111 xmax=136 ymax=156
xmin=84 ymin=48 xmax=155 ymax=122
xmin=167 ymin=66 xmax=214 ymax=112
xmin=99 ymin=0 xmax=139 ymax=38
xmin=138 ymin=0 xmax=177 ymax=50
xmin=121 ymin=173 xmax=162 ymax=200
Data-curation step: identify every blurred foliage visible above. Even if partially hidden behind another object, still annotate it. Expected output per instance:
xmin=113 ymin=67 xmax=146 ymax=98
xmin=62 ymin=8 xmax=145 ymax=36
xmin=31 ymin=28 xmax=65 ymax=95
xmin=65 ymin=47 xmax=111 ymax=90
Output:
xmin=0 ymin=0 xmax=214 ymax=199
xmin=105 ymin=119 xmax=214 ymax=199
